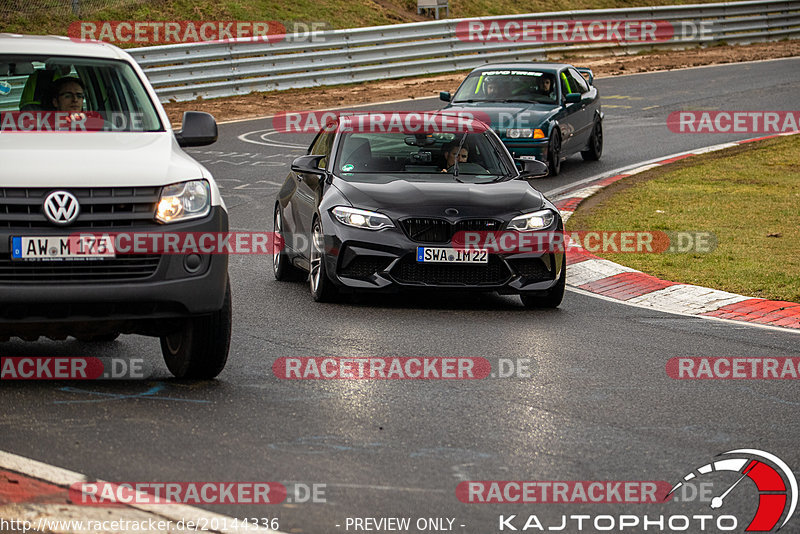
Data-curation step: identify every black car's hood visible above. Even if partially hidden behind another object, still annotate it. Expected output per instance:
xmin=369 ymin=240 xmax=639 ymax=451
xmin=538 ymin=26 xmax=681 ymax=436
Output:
xmin=443 ymin=102 xmax=556 ymax=130
xmin=332 ymin=176 xmax=545 ymax=218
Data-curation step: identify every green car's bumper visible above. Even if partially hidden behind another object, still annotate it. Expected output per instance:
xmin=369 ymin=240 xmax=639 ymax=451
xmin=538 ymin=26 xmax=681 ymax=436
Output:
xmin=500 ymin=138 xmax=550 ymax=161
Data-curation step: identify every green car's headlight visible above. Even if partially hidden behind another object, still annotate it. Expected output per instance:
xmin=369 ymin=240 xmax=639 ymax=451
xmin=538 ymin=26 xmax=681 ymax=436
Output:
xmin=507 ymin=209 xmax=556 ymax=231
xmin=507 ymin=128 xmax=534 ymax=139
xmin=332 ymin=206 xmax=394 ymax=230
xmin=156 ymin=180 xmax=211 ymax=223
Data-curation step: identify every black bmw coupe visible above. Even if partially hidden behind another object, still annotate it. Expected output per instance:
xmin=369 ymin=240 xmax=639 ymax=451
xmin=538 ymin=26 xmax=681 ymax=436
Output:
xmin=272 ymin=113 xmax=566 ymax=308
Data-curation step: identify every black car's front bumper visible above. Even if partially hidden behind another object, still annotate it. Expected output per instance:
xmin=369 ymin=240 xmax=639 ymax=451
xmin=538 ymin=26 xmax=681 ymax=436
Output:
xmin=318 ymin=211 xmax=564 ymax=295
xmin=0 ymin=207 xmax=229 ymax=339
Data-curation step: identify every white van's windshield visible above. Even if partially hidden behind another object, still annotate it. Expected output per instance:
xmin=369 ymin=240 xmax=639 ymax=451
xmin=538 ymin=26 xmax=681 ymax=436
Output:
xmin=0 ymin=55 xmax=163 ymax=132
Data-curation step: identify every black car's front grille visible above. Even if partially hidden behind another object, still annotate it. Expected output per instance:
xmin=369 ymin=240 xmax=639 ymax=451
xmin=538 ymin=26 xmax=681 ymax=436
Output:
xmin=400 ymin=218 xmax=502 ymax=244
xmin=339 ymin=256 xmax=392 ymax=279
xmin=0 ymin=256 xmax=161 ymax=283
xmin=508 ymin=258 xmax=554 ymax=280
xmin=392 ymin=255 xmax=510 ymax=286
xmin=0 ymin=187 xmax=160 ymax=228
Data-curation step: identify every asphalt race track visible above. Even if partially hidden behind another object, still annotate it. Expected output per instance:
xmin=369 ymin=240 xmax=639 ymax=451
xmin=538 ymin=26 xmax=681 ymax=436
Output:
xmin=1 ymin=58 xmax=800 ymax=533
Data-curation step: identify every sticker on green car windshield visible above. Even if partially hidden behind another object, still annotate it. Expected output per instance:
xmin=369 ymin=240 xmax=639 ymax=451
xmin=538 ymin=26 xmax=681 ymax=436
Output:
xmin=342 ymin=163 xmax=355 ymax=172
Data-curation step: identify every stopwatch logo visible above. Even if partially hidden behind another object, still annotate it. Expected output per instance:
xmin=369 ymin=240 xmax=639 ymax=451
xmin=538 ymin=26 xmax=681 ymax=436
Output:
xmin=666 ymin=449 xmax=797 ymax=531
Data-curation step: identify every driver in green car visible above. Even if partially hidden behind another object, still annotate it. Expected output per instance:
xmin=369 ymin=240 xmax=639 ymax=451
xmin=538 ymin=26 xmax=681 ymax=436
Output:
xmin=536 ymin=75 xmax=556 ymax=100
xmin=482 ymin=76 xmax=507 ymax=100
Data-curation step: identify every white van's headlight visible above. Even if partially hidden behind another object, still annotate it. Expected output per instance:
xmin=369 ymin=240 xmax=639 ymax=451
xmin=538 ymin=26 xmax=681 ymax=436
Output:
xmin=156 ymin=180 xmax=211 ymax=223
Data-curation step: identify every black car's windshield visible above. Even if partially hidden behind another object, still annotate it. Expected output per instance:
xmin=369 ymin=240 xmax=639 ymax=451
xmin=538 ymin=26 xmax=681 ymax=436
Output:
xmin=452 ymin=70 xmax=558 ymax=105
xmin=334 ymin=131 xmax=514 ymax=183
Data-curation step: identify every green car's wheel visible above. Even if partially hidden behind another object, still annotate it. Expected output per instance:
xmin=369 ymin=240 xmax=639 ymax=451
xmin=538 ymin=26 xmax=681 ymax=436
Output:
xmin=581 ymin=120 xmax=603 ymax=161
xmin=548 ymin=129 xmax=562 ymax=176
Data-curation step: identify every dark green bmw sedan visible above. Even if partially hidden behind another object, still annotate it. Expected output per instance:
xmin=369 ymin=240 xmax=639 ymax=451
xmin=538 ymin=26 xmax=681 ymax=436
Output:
xmin=440 ymin=63 xmax=603 ymax=176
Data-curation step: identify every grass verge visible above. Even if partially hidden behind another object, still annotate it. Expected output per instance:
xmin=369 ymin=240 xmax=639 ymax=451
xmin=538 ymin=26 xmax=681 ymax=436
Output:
xmin=566 ymin=134 xmax=800 ymax=303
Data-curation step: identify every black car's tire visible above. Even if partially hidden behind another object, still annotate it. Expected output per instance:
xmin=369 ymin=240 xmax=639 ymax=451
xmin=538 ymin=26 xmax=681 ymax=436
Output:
xmin=520 ymin=256 xmax=566 ymax=309
xmin=160 ymin=279 xmax=232 ymax=379
xmin=581 ymin=120 xmax=603 ymax=161
xmin=310 ymin=219 xmax=340 ymax=302
xmin=272 ymin=205 xmax=303 ymax=281
xmin=548 ymin=129 xmax=562 ymax=176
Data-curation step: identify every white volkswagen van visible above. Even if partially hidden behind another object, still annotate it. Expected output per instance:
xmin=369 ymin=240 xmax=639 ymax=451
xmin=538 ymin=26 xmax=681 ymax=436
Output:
xmin=0 ymin=34 xmax=230 ymax=378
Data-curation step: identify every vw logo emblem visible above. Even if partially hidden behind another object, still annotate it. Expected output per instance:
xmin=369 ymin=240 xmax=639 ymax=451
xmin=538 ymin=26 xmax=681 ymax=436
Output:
xmin=43 ymin=191 xmax=80 ymax=226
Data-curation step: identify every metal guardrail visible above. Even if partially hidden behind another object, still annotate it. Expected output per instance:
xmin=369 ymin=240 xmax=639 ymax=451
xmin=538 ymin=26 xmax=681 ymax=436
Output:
xmin=128 ymin=0 xmax=800 ymax=102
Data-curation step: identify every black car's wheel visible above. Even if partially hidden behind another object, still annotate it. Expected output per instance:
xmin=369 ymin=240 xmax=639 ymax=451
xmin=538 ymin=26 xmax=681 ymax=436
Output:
xmin=581 ymin=120 xmax=603 ymax=161
xmin=520 ymin=256 xmax=566 ymax=309
xmin=548 ymin=129 xmax=562 ymax=176
xmin=272 ymin=205 xmax=303 ymax=281
xmin=160 ymin=279 xmax=232 ymax=378
xmin=310 ymin=219 xmax=339 ymax=302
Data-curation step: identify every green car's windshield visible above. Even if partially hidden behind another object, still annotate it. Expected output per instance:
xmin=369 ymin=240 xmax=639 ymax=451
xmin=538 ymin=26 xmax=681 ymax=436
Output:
xmin=0 ymin=55 xmax=163 ymax=132
xmin=334 ymin=131 xmax=514 ymax=183
xmin=452 ymin=70 xmax=558 ymax=105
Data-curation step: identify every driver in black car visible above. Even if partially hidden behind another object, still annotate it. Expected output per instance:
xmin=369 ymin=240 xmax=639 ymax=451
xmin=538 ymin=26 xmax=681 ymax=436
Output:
xmin=439 ymin=140 xmax=469 ymax=172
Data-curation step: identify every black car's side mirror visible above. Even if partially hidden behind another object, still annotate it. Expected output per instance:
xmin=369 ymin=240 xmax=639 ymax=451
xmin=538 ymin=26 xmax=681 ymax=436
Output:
xmin=175 ymin=111 xmax=218 ymax=147
xmin=516 ymin=158 xmax=549 ymax=179
xmin=565 ymin=93 xmax=582 ymax=104
xmin=439 ymin=91 xmax=452 ymax=102
xmin=291 ymin=154 xmax=327 ymax=175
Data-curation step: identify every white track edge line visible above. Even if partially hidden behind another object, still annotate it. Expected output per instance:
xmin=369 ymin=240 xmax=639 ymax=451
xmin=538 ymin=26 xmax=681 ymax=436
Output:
xmin=566 ymin=286 xmax=800 ymax=335
xmin=0 ymin=450 xmax=285 ymax=534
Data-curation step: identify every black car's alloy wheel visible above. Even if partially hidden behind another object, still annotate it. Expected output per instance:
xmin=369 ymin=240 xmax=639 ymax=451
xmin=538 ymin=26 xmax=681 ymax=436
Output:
xmin=581 ymin=120 xmax=603 ymax=161
xmin=310 ymin=219 xmax=339 ymax=302
xmin=272 ymin=205 xmax=303 ymax=281
xmin=548 ymin=129 xmax=562 ymax=176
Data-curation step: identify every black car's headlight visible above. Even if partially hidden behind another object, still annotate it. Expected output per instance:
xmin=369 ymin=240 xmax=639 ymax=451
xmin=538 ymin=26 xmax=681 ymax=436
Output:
xmin=507 ymin=209 xmax=556 ymax=231
xmin=332 ymin=206 xmax=394 ymax=230
xmin=506 ymin=128 xmax=545 ymax=139
xmin=156 ymin=180 xmax=211 ymax=223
